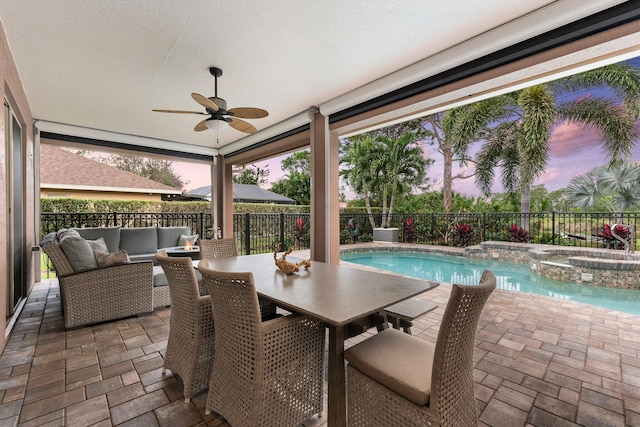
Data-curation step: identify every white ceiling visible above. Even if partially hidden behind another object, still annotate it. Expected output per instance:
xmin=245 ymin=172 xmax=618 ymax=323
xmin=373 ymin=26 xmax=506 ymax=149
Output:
xmin=0 ymin=0 xmax=632 ymax=159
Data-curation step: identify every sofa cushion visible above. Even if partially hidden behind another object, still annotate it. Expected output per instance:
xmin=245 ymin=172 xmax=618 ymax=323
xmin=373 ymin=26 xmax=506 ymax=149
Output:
xmin=58 ymin=228 xmax=81 ymax=240
xmin=40 ymin=232 xmax=58 ymax=247
xmin=152 ymin=265 xmax=202 ymax=287
xmin=56 ymin=228 xmax=69 ymax=240
xmin=178 ymin=234 xmax=199 ymax=247
xmin=40 ymin=232 xmax=76 ymax=277
xmin=129 ymin=253 xmax=159 ymax=263
xmin=94 ymin=250 xmax=131 ymax=267
xmin=120 ymin=227 xmax=158 ymax=255
xmin=157 ymin=226 xmax=191 ymax=249
xmin=87 ymin=237 xmax=108 ymax=253
xmin=153 ymin=266 xmax=169 ymax=287
xmin=59 ymin=234 xmax=98 ymax=272
xmin=75 ymin=227 xmax=121 ymax=253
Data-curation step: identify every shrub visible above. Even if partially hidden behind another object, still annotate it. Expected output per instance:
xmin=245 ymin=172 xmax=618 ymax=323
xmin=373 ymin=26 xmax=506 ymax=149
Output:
xmin=403 ymin=217 xmax=417 ymax=243
xmin=292 ymin=217 xmax=309 ymax=249
xmin=454 ymin=222 xmax=474 ymax=247
xmin=508 ymin=223 xmax=530 ymax=243
xmin=598 ymin=223 xmax=630 ymax=249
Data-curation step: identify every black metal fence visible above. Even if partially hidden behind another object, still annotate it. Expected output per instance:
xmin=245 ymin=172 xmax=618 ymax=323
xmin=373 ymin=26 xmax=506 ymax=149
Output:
xmin=41 ymin=212 xmax=212 ymax=238
xmin=41 ymin=211 xmax=640 ymax=255
xmin=337 ymin=211 xmax=640 ymax=249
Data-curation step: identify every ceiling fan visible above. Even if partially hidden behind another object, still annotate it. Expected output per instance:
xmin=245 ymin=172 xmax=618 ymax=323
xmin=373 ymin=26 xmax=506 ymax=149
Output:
xmin=152 ymin=67 xmax=268 ymax=134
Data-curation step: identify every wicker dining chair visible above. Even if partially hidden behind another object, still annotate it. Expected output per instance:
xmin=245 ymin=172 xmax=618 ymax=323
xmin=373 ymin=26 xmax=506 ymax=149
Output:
xmin=345 ymin=270 xmax=496 ymax=427
xmin=198 ymin=260 xmax=325 ymax=427
xmin=155 ymin=250 xmax=215 ymax=402
xmin=199 ymin=238 xmax=277 ymax=320
xmin=199 ymin=238 xmax=238 ymax=259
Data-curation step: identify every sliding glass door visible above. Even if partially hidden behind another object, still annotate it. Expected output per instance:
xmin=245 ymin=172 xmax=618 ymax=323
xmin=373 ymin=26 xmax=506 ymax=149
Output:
xmin=6 ymin=99 xmax=24 ymax=314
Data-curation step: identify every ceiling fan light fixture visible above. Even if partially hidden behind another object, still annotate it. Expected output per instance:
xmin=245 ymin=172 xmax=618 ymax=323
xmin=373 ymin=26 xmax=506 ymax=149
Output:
xmin=206 ymin=118 xmax=229 ymax=132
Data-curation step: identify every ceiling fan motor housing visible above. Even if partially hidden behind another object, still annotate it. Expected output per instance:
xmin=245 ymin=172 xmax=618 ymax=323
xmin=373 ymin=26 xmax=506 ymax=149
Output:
xmin=210 ymin=96 xmax=227 ymax=112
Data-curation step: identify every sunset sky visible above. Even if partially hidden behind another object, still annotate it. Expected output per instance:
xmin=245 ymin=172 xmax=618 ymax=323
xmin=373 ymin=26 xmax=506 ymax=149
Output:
xmin=175 ymin=57 xmax=640 ymax=199
xmin=175 ymin=119 xmax=640 ymax=199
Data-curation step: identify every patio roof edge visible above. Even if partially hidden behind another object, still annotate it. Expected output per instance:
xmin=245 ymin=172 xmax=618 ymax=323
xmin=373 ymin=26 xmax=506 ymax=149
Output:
xmin=35 ymin=120 xmax=217 ymax=161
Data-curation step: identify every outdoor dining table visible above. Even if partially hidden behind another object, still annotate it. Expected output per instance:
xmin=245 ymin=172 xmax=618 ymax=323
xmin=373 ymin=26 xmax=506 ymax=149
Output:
xmin=196 ymin=253 xmax=439 ymax=427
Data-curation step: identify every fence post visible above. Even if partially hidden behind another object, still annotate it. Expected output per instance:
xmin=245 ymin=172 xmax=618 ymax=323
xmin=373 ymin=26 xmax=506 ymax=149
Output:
xmin=244 ymin=212 xmax=251 ymax=255
xmin=482 ymin=213 xmax=486 ymax=242
xmin=279 ymin=213 xmax=286 ymax=249
xmin=113 ymin=211 xmax=118 ymax=227
xmin=552 ymin=211 xmax=556 ymax=246
xmin=431 ymin=213 xmax=435 ymax=244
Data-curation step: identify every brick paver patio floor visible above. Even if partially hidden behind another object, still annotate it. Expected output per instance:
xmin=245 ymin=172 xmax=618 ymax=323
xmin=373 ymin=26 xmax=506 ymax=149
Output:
xmin=1 ymin=266 xmax=639 ymax=426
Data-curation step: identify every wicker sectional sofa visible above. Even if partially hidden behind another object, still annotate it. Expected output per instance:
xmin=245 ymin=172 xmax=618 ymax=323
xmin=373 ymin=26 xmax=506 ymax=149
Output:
xmin=41 ymin=226 xmax=195 ymax=328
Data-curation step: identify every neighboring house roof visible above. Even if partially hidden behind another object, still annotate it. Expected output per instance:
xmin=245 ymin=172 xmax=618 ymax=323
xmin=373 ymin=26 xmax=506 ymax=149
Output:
xmin=40 ymin=145 xmax=182 ymax=195
xmin=186 ymin=183 xmax=296 ymax=204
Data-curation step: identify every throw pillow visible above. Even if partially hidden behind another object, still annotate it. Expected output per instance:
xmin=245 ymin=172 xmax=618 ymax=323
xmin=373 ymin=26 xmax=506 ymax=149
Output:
xmin=178 ymin=234 xmax=199 ymax=246
xmin=57 ymin=228 xmax=80 ymax=241
xmin=87 ymin=237 xmax=108 ymax=253
xmin=59 ymin=234 xmax=98 ymax=272
xmin=94 ymin=250 xmax=131 ymax=267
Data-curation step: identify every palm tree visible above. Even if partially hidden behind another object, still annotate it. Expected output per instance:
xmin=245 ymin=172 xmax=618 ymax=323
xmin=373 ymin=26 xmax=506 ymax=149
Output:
xmin=474 ymin=62 xmax=640 ymax=228
xmin=420 ymin=97 xmax=511 ymax=212
xmin=340 ymin=134 xmax=381 ymax=229
xmin=567 ymin=159 xmax=640 ymax=213
xmin=376 ymin=132 xmax=430 ymax=226
xmin=340 ymin=131 xmax=431 ymax=228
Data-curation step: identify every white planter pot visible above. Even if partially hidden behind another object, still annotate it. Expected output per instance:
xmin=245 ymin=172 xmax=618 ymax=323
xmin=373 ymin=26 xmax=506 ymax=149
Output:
xmin=373 ymin=227 xmax=399 ymax=243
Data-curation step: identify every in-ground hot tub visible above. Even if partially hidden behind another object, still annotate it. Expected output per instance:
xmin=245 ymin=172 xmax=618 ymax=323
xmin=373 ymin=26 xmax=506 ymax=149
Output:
xmin=469 ymin=242 xmax=640 ymax=289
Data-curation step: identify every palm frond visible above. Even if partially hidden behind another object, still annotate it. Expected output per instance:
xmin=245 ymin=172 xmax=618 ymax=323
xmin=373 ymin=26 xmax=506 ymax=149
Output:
xmin=556 ymin=97 xmax=636 ymax=161
xmin=549 ymin=63 xmax=640 ymax=119
xmin=566 ymin=170 xmax=600 ymax=209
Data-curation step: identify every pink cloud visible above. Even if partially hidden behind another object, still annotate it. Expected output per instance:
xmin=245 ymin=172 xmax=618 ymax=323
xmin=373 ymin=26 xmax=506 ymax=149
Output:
xmin=549 ymin=122 xmax=601 ymax=158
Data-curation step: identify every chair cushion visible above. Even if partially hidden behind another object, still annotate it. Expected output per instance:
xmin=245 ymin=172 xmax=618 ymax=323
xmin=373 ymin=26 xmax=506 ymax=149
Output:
xmin=120 ymin=227 xmax=158 ymax=255
xmin=157 ymin=226 xmax=191 ymax=249
xmin=74 ymin=227 xmax=121 ymax=253
xmin=345 ymin=328 xmax=435 ymax=406
xmin=58 ymin=233 xmax=98 ymax=272
xmin=94 ymin=250 xmax=130 ymax=267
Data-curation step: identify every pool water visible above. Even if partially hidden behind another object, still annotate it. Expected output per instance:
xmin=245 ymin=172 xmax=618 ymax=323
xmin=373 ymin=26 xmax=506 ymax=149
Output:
xmin=341 ymin=251 xmax=640 ymax=315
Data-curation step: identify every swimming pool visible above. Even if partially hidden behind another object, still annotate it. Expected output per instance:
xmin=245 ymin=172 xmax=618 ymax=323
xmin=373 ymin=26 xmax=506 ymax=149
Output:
xmin=341 ymin=250 xmax=640 ymax=315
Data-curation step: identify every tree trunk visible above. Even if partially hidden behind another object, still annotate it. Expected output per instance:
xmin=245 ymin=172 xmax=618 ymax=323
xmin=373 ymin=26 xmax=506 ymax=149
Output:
xmin=363 ymin=179 xmax=377 ymax=229
xmin=387 ymin=189 xmax=397 ymax=227
xmin=442 ymin=142 xmax=453 ymax=213
xmin=381 ymin=186 xmax=388 ymax=227
xmin=520 ymin=184 xmax=531 ymax=231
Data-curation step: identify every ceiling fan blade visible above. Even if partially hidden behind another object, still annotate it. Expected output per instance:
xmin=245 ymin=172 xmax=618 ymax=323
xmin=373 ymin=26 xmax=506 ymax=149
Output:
xmin=228 ymin=107 xmax=269 ymax=119
xmin=191 ymin=93 xmax=219 ymax=112
xmin=229 ymin=117 xmax=257 ymax=134
xmin=152 ymin=109 xmax=206 ymax=114
xmin=194 ymin=120 xmax=208 ymax=132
